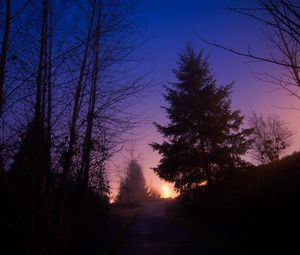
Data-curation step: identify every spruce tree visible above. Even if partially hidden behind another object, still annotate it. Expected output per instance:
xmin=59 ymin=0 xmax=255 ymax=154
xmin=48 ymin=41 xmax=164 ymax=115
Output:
xmin=151 ymin=45 xmax=252 ymax=192
xmin=116 ymin=159 xmax=149 ymax=205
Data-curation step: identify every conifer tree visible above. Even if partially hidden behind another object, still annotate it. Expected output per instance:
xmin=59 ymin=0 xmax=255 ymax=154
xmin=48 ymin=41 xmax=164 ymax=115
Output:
xmin=117 ymin=159 xmax=149 ymax=205
xmin=151 ymin=45 xmax=252 ymax=192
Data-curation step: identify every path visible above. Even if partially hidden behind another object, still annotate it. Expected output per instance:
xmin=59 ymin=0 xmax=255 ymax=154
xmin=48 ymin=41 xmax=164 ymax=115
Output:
xmin=116 ymin=201 xmax=221 ymax=255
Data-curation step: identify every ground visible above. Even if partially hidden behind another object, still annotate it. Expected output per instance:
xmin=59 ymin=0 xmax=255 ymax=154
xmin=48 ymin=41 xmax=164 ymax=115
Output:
xmin=115 ymin=200 xmax=221 ymax=255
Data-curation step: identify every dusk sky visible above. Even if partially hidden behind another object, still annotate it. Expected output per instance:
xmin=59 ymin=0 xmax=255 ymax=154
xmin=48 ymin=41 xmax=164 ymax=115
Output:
xmin=110 ymin=0 xmax=300 ymax=198
xmin=4 ymin=2 xmax=299 ymax=253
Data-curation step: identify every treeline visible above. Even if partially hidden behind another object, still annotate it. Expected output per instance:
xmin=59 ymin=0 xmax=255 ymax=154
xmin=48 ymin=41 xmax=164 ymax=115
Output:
xmin=0 ymin=1 xmax=146 ymax=254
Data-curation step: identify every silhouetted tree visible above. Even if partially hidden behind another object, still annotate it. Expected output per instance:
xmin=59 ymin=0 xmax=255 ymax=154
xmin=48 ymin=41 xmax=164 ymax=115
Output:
xmin=8 ymin=1 xmax=55 ymax=253
xmin=151 ymin=45 xmax=252 ymax=192
xmin=0 ymin=0 xmax=32 ymax=172
xmin=248 ymin=111 xmax=294 ymax=164
xmin=58 ymin=0 xmax=97 ymax=226
xmin=200 ymin=0 xmax=300 ymax=101
xmin=116 ymin=159 xmax=149 ymax=205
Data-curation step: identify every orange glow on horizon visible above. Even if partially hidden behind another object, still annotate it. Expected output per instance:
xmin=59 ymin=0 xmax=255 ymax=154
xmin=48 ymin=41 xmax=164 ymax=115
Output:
xmin=161 ymin=185 xmax=171 ymax=198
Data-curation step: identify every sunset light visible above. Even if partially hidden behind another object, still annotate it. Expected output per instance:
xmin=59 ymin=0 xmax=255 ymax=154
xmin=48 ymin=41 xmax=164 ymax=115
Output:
xmin=161 ymin=185 xmax=171 ymax=198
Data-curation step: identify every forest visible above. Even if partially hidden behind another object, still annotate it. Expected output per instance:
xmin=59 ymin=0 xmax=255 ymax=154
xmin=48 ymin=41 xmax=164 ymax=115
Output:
xmin=0 ymin=1 xmax=300 ymax=255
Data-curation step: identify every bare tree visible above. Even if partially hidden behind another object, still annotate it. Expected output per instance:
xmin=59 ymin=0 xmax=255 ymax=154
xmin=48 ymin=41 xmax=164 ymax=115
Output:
xmin=76 ymin=0 xmax=102 ymax=195
xmin=1 ymin=0 xmax=149 ymax=253
xmin=0 ymin=0 xmax=34 ymax=171
xmin=59 ymin=0 xmax=97 ymax=216
xmin=199 ymin=0 xmax=300 ymax=102
xmin=248 ymin=111 xmax=294 ymax=164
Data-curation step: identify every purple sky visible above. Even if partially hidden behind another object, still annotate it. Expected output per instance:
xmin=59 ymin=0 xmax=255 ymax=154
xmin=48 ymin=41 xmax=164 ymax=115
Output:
xmin=110 ymin=0 xmax=300 ymax=198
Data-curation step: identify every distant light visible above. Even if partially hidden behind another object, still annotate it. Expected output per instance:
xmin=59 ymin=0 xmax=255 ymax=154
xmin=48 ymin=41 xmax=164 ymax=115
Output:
xmin=200 ymin=180 xmax=207 ymax=186
xmin=161 ymin=185 xmax=171 ymax=198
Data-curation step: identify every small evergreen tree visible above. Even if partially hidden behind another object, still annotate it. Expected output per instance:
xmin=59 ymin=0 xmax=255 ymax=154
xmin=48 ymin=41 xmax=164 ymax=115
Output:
xmin=116 ymin=159 xmax=149 ymax=205
xmin=151 ymin=45 xmax=252 ymax=192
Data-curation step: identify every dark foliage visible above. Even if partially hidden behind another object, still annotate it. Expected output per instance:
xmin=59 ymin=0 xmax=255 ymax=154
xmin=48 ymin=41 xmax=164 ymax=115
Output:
xmin=0 ymin=167 xmax=109 ymax=255
xmin=151 ymin=45 xmax=252 ymax=192
xmin=0 ymin=119 xmax=110 ymax=255
xmin=172 ymin=151 xmax=300 ymax=254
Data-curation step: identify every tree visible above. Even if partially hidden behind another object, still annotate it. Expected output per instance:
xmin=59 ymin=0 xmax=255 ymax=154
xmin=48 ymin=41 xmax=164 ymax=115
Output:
xmin=0 ymin=0 xmax=147 ymax=253
xmin=0 ymin=0 xmax=33 ymax=172
xmin=248 ymin=111 xmax=294 ymax=164
xmin=151 ymin=45 xmax=252 ymax=192
xmin=58 ymin=0 xmax=97 ymax=223
xmin=116 ymin=159 xmax=149 ymax=205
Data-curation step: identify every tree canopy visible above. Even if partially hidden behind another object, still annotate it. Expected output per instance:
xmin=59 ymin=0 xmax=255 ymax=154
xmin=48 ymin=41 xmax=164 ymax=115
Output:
xmin=151 ymin=45 xmax=252 ymax=192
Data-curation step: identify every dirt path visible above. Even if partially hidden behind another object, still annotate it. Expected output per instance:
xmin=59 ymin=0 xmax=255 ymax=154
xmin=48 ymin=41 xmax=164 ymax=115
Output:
xmin=116 ymin=201 xmax=221 ymax=255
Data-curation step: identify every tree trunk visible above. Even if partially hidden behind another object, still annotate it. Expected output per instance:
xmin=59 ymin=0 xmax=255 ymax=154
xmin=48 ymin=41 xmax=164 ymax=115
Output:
xmin=29 ymin=0 xmax=49 ymax=250
xmin=58 ymin=0 xmax=97 ymax=228
xmin=46 ymin=0 xmax=53 ymax=173
xmin=35 ymin=0 xmax=48 ymax=126
xmin=0 ymin=0 xmax=11 ymax=118
xmin=200 ymin=139 xmax=212 ymax=186
xmin=60 ymin=0 xmax=96 ymax=187
xmin=77 ymin=0 xmax=102 ymax=194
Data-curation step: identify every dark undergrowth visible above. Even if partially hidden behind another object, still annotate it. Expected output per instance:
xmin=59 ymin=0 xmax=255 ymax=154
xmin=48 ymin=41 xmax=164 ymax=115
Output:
xmin=169 ymin=152 xmax=300 ymax=254
xmin=0 ymin=172 xmax=110 ymax=255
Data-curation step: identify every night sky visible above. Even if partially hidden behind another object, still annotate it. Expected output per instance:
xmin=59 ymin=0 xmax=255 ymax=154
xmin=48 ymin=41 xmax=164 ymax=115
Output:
xmin=110 ymin=0 xmax=300 ymax=198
